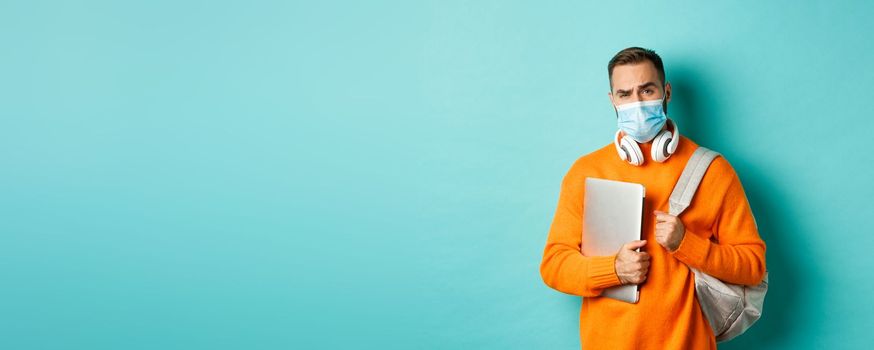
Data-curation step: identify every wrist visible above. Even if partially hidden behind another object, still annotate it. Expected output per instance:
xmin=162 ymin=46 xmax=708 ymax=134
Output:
xmin=670 ymin=229 xmax=685 ymax=252
xmin=588 ymin=255 xmax=623 ymax=290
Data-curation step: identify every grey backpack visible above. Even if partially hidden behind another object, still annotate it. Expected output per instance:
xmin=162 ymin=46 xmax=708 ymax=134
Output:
xmin=669 ymin=146 xmax=769 ymax=343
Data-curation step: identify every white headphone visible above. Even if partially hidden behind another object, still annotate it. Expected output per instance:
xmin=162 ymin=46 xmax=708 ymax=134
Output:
xmin=613 ymin=118 xmax=680 ymax=166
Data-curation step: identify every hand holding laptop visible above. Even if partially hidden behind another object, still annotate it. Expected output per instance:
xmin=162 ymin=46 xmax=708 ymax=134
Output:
xmin=615 ymin=240 xmax=651 ymax=285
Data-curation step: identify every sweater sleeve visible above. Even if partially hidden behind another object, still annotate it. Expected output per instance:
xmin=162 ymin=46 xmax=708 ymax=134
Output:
xmin=670 ymin=166 xmax=767 ymax=286
xmin=539 ymin=169 xmax=623 ymax=297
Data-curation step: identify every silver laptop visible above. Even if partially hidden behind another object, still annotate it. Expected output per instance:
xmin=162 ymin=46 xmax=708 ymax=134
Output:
xmin=582 ymin=177 xmax=646 ymax=303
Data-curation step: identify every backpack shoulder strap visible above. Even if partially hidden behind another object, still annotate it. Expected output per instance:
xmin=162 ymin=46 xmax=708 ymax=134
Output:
xmin=668 ymin=146 xmax=722 ymax=216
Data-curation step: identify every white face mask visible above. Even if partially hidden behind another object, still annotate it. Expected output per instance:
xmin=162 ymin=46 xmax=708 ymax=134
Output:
xmin=615 ymin=98 xmax=667 ymax=143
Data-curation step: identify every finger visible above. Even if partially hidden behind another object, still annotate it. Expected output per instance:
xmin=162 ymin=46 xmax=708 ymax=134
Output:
xmin=657 ymin=221 xmax=676 ymax=230
xmin=623 ymin=240 xmax=647 ymax=250
xmin=656 ymin=224 xmax=674 ymax=232
xmin=653 ymin=211 xmax=674 ymax=222
xmin=658 ymin=217 xmax=675 ymax=225
xmin=633 ymin=249 xmax=651 ymax=258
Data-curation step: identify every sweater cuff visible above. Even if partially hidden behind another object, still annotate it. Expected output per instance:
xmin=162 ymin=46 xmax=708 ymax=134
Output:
xmin=670 ymin=228 xmax=711 ymax=268
xmin=587 ymin=255 xmax=623 ymax=290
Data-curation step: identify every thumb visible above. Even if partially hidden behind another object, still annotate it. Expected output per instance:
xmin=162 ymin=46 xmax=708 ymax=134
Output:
xmin=623 ymin=240 xmax=647 ymax=250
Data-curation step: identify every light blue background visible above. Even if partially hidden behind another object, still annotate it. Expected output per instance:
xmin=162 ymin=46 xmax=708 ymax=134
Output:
xmin=1 ymin=1 xmax=872 ymax=349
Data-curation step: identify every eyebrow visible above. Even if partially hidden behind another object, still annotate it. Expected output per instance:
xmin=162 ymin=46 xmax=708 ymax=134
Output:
xmin=615 ymin=81 xmax=659 ymax=95
xmin=638 ymin=82 xmax=658 ymax=90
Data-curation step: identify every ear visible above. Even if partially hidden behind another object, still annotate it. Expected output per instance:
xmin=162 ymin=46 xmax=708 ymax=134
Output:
xmin=608 ymin=91 xmax=616 ymax=107
xmin=664 ymin=82 xmax=672 ymax=103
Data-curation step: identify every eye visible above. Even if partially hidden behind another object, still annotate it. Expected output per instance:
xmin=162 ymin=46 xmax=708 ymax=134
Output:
xmin=643 ymin=89 xmax=653 ymax=95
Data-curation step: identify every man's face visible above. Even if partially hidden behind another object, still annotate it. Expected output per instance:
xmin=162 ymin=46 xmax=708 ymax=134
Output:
xmin=608 ymin=61 xmax=671 ymax=109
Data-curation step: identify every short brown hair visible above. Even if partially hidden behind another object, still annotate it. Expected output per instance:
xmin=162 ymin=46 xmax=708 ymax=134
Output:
xmin=608 ymin=47 xmax=666 ymax=88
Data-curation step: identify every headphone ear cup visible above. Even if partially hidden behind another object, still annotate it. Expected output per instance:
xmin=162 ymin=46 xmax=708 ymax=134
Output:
xmin=651 ymin=130 xmax=672 ymax=162
xmin=618 ymin=145 xmax=630 ymax=161
xmin=613 ymin=130 xmax=627 ymax=161
xmin=667 ymin=119 xmax=680 ymax=154
xmin=620 ymin=136 xmax=643 ymax=166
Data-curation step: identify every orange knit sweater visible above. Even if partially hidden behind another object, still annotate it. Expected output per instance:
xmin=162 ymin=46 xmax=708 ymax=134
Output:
xmin=540 ymin=135 xmax=766 ymax=349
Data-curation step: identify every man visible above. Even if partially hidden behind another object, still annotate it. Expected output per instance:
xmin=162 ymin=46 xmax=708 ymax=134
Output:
xmin=539 ymin=47 xmax=767 ymax=349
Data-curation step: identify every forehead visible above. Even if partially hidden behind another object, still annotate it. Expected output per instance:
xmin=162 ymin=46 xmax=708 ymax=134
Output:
xmin=611 ymin=61 xmax=661 ymax=90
